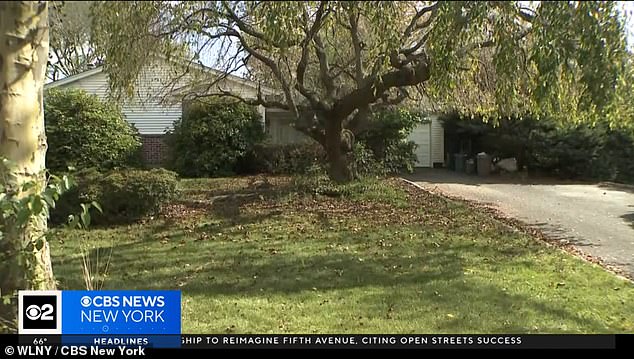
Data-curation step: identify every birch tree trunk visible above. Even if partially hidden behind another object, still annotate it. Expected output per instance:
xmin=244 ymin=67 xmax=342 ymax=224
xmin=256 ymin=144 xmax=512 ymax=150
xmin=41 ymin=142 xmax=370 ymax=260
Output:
xmin=0 ymin=1 xmax=53 ymax=331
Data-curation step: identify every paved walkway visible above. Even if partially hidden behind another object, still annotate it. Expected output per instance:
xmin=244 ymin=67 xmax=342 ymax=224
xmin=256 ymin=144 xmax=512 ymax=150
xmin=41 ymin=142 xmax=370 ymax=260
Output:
xmin=404 ymin=169 xmax=634 ymax=278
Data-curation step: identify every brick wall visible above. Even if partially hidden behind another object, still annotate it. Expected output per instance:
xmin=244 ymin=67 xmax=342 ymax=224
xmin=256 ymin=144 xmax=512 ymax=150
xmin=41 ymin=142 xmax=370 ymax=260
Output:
xmin=140 ymin=135 xmax=169 ymax=166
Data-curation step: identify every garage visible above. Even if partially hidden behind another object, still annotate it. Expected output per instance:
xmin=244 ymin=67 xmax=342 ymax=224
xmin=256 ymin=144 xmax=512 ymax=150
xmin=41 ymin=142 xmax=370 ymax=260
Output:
xmin=408 ymin=122 xmax=431 ymax=167
xmin=407 ymin=115 xmax=445 ymax=168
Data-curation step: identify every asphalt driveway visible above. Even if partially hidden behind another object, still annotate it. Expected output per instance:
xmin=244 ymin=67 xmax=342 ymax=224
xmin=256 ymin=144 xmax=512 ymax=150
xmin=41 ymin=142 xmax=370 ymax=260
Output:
xmin=404 ymin=169 xmax=634 ymax=278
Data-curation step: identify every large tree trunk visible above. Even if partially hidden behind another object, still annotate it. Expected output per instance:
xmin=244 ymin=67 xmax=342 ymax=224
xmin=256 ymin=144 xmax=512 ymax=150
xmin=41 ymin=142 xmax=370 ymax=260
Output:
xmin=0 ymin=1 xmax=53 ymax=332
xmin=324 ymin=118 xmax=352 ymax=183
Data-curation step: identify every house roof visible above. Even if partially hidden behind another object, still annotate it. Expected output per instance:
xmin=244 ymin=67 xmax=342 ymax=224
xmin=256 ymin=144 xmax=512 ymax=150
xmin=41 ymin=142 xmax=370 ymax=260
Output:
xmin=44 ymin=56 xmax=277 ymax=96
xmin=44 ymin=67 xmax=104 ymax=89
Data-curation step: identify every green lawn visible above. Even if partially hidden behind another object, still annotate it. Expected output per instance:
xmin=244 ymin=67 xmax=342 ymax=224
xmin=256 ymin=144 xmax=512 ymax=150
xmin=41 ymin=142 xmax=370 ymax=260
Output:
xmin=50 ymin=176 xmax=634 ymax=333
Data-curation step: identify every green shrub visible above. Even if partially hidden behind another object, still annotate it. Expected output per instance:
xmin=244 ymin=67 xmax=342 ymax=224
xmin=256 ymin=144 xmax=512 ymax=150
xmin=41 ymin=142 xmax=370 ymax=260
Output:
xmin=240 ymin=142 xmax=326 ymax=175
xmin=99 ymin=168 xmax=179 ymax=223
xmin=526 ymin=121 xmax=607 ymax=179
xmin=602 ymin=126 xmax=634 ymax=183
xmin=349 ymin=142 xmax=386 ymax=178
xmin=442 ymin=113 xmax=634 ymax=183
xmin=52 ymin=168 xmax=179 ymax=225
xmin=382 ymin=142 xmax=419 ymax=174
xmin=44 ymin=88 xmax=142 ymax=172
xmin=357 ymin=108 xmax=423 ymax=174
xmin=165 ymin=98 xmax=265 ymax=177
xmin=50 ymin=168 xmax=104 ymax=225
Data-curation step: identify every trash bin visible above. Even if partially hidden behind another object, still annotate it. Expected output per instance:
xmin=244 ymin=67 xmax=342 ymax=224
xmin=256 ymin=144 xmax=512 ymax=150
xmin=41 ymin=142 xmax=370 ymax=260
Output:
xmin=465 ymin=159 xmax=476 ymax=174
xmin=454 ymin=153 xmax=466 ymax=172
xmin=477 ymin=152 xmax=492 ymax=176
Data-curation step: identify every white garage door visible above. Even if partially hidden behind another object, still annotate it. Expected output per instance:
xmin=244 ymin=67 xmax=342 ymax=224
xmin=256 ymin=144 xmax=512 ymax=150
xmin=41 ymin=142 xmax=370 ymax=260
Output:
xmin=407 ymin=123 xmax=431 ymax=167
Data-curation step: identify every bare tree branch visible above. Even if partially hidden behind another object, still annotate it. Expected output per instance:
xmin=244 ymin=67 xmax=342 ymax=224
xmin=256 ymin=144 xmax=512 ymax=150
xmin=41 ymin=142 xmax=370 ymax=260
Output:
xmin=193 ymin=85 xmax=290 ymax=110
xmin=330 ymin=62 xmax=357 ymax=82
xmin=333 ymin=58 xmax=431 ymax=120
xmin=364 ymin=54 xmax=387 ymax=87
xmin=347 ymin=6 xmax=363 ymax=86
xmin=230 ymin=30 xmax=300 ymax=117
xmin=295 ymin=2 xmax=330 ymax=110
xmin=457 ymin=27 xmax=532 ymax=57
xmin=221 ymin=1 xmax=303 ymax=48
xmin=312 ymin=33 xmax=335 ymax=101
xmin=221 ymin=1 xmax=271 ymax=41
xmin=402 ymin=2 xmax=439 ymax=40
xmin=345 ymin=105 xmax=370 ymax=134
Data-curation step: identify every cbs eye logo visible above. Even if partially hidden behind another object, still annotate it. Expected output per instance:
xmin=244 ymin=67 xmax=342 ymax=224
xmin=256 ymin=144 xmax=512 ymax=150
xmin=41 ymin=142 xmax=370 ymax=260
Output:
xmin=81 ymin=296 xmax=92 ymax=307
xmin=18 ymin=291 xmax=62 ymax=334
xmin=25 ymin=303 xmax=55 ymax=321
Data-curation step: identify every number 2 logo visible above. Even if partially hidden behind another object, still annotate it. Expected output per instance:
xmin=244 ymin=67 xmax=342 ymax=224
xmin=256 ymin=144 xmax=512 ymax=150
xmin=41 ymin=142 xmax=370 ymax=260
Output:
xmin=25 ymin=304 xmax=54 ymax=321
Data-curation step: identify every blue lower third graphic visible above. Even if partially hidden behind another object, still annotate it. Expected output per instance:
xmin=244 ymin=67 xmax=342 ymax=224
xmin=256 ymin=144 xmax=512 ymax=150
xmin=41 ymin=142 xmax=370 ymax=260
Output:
xmin=61 ymin=290 xmax=181 ymax=348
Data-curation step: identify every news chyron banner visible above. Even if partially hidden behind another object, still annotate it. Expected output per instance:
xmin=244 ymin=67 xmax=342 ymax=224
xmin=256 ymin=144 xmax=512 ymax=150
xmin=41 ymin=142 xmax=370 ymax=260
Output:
xmin=18 ymin=290 xmax=181 ymax=348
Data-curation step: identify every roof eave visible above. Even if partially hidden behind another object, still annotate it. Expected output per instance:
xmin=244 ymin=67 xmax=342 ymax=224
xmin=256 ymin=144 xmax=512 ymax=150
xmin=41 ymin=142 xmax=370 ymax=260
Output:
xmin=44 ymin=67 xmax=104 ymax=89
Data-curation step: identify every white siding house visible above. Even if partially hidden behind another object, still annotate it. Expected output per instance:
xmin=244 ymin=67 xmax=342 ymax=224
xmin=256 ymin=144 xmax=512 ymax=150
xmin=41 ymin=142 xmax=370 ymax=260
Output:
xmin=265 ymin=109 xmax=313 ymax=145
xmin=44 ymin=60 xmax=264 ymax=136
xmin=45 ymin=59 xmax=445 ymax=167
xmin=45 ymin=66 xmax=183 ymax=135
xmin=44 ymin=59 xmax=269 ymax=164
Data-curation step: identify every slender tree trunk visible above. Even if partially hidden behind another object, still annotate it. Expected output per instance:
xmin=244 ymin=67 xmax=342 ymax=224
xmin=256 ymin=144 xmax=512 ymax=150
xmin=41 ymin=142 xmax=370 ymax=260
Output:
xmin=0 ymin=1 xmax=53 ymax=332
xmin=324 ymin=117 xmax=352 ymax=183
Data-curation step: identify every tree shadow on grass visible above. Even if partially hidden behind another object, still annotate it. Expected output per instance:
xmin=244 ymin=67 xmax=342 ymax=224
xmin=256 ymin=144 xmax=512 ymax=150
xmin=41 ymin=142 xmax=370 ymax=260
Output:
xmin=152 ymin=185 xmax=299 ymax=238
xmin=359 ymin=280 xmax=607 ymax=333
xmin=60 ymin=234 xmax=466 ymax=294
xmin=180 ymin=176 xmax=293 ymax=198
xmin=53 ymin=229 xmax=612 ymax=332
xmin=168 ymin=182 xmax=298 ymax=221
xmin=183 ymin=181 xmax=300 ymax=204
xmin=209 ymin=194 xmax=282 ymax=220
